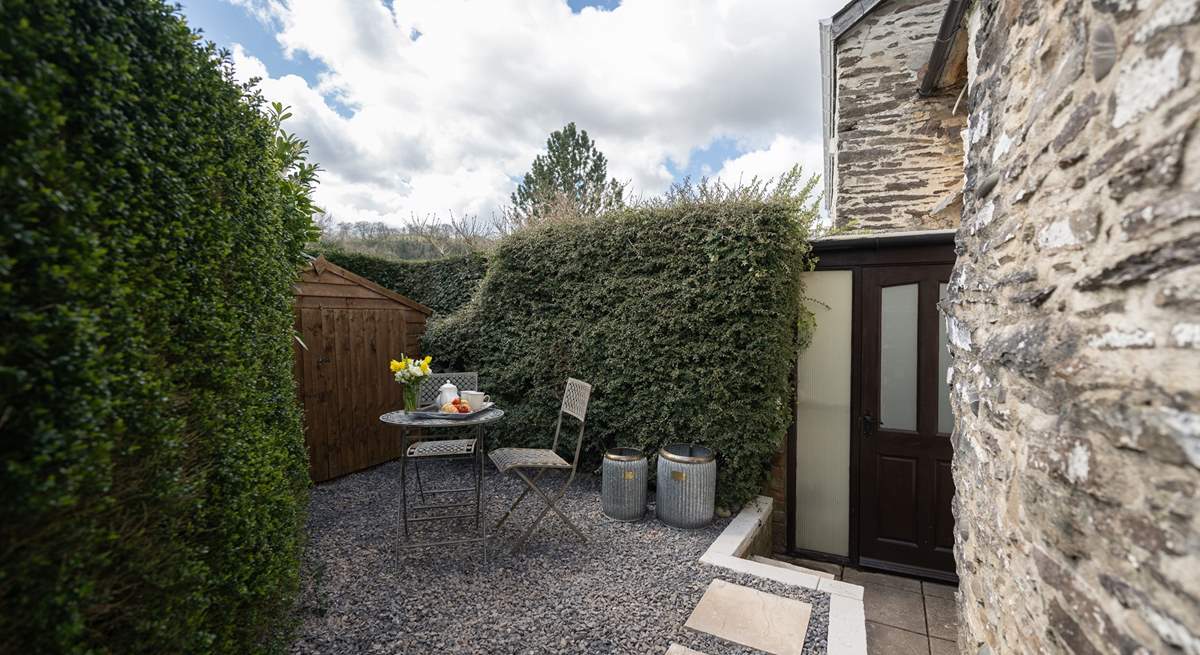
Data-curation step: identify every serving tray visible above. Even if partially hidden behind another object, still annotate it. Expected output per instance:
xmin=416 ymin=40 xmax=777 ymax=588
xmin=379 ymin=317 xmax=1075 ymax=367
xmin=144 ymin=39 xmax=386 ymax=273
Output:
xmin=406 ymin=402 xmax=495 ymax=421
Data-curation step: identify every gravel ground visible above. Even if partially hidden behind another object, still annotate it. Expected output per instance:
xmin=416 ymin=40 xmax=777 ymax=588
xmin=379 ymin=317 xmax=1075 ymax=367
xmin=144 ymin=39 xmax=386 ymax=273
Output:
xmin=291 ymin=459 xmax=830 ymax=655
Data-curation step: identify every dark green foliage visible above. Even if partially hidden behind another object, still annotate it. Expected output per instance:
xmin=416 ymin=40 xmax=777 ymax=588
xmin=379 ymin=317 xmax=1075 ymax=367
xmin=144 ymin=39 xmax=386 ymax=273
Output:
xmin=322 ymin=248 xmax=489 ymax=315
xmin=0 ymin=2 xmax=311 ymax=653
xmin=426 ymin=187 xmax=816 ymax=506
xmin=509 ymin=122 xmax=625 ymax=221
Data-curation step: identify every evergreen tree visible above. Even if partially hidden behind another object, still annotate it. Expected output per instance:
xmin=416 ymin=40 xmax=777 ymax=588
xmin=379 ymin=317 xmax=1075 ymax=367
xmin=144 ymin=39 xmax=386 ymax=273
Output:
xmin=509 ymin=122 xmax=625 ymax=221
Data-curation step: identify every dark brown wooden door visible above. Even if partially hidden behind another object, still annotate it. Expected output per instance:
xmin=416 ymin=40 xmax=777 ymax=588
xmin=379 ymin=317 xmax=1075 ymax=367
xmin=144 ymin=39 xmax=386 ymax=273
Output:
xmin=859 ymin=264 xmax=956 ymax=579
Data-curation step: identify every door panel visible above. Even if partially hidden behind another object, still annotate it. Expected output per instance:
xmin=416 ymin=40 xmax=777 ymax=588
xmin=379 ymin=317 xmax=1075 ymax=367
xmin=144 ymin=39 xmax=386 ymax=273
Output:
xmin=875 ymin=455 xmax=919 ymax=546
xmin=879 ymin=284 xmax=919 ymax=432
xmin=859 ymin=265 xmax=956 ymax=577
xmin=933 ymin=459 xmax=955 ymax=552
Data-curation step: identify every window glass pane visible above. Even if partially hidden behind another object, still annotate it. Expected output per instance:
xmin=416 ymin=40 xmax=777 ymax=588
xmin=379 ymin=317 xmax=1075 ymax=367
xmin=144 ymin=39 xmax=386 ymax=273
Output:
xmin=938 ymin=283 xmax=953 ymax=434
xmin=880 ymin=284 xmax=918 ymax=431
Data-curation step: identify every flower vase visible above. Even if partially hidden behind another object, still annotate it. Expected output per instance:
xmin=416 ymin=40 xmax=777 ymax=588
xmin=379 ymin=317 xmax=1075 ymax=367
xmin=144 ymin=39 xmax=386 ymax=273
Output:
xmin=403 ymin=385 xmax=420 ymax=412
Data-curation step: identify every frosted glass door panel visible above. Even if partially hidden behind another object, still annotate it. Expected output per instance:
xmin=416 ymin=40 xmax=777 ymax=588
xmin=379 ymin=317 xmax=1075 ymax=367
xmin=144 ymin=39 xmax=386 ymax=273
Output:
xmin=794 ymin=270 xmax=852 ymax=556
xmin=937 ymin=283 xmax=953 ymax=434
xmin=880 ymin=283 xmax=918 ymax=431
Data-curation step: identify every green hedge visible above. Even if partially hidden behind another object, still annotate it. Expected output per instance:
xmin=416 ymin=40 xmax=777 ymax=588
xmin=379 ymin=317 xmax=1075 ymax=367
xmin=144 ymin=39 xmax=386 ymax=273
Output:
xmin=0 ymin=2 xmax=309 ymax=653
xmin=321 ymin=248 xmax=489 ymax=314
xmin=425 ymin=200 xmax=814 ymax=506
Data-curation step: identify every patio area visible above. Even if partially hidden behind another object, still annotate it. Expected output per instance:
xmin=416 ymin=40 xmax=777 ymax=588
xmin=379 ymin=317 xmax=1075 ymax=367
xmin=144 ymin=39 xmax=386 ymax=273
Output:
xmin=291 ymin=459 xmax=833 ymax=654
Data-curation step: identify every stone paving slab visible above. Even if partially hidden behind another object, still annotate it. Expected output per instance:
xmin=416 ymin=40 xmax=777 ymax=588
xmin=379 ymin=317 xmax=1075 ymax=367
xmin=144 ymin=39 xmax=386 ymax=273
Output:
xmin=842 ymin=569 xmax=922 ymax=594
xmin=685 ymin=579 xmax=812 ymax=655
xmin=864 ymin=622 xmax=928 ymax=655
xmin=752 ymin=555 xmax=837 ymax=580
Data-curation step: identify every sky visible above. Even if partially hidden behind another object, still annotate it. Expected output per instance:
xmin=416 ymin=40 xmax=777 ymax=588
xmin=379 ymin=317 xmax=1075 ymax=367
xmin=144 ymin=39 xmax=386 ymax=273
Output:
xmin=178 ymin=0 xmax=846 ymax=225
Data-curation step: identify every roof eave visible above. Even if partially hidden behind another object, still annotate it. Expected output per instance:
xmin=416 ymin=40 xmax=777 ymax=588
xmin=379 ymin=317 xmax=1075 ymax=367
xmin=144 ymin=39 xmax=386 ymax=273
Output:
xmin=919 ymin=0 xmax=971 ymax=96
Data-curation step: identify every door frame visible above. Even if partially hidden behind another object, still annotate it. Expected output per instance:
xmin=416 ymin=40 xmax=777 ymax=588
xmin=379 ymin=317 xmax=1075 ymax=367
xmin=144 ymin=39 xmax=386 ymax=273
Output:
xmin=785 ymin=230 xmax=957 ymax=579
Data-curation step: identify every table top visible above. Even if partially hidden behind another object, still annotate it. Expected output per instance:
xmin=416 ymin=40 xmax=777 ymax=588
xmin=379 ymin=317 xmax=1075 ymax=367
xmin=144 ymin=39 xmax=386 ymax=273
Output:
xmin=379 ymin=406 xmax=505 ymax=428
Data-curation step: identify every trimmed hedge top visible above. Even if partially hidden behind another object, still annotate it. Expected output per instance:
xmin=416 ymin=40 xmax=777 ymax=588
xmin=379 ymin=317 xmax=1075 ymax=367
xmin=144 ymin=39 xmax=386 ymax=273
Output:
xmin=424 ymin=199 xmax=814 ymax=506
xmin=321 ymin=248 xmax=489 ymax=314
xmin=1 ymin=1 xmax=310 ymax=652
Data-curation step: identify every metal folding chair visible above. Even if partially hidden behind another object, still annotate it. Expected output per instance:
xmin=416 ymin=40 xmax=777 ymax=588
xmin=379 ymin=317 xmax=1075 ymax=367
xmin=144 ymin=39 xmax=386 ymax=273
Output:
xmin=490 ymin=378 xmax=592 ymax=552
xmin=410 ymin=372 xmax=478 ymax=505
xmin=398 ymin=372 xmax=481 ymax=543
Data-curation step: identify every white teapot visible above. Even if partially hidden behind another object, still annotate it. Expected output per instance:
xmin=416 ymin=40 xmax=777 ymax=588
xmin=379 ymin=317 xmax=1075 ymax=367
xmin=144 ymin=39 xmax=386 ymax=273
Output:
xmin=436 ymin=381 xmax=459 ymax=407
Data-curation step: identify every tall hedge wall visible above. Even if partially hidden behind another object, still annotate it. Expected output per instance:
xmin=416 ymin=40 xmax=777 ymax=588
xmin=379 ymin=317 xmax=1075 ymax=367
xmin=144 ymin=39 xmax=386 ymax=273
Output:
xmin=425 ymin=201 xmax=813 ymax=506
xmin=0 ymin=2 xmax=310 ymax=653
xmin=321 ymin=248 xmax=489 ymax=314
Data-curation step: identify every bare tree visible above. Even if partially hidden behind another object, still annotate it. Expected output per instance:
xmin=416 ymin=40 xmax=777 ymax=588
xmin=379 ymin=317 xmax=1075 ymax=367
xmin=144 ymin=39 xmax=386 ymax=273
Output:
xmin=493 ymin=189 xmax=590 ymax=237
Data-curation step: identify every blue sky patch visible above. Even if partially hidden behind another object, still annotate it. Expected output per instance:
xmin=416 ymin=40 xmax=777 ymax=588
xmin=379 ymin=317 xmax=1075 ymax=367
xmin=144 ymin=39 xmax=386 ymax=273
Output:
xmin=666 ymin=137 xmax=745 ymax=181
xmin=568 ymin=0 xmax=621 ymax=13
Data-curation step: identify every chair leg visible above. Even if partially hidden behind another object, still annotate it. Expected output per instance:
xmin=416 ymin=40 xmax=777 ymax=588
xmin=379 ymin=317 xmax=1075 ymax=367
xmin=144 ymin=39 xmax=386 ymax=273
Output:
xmin=475 ymin=426 xmax=483 ymax=532
xmin=493 ymin=468 xmax=546 ymax=533
xmin=511 ymin=469 xmax=586 ymax=553
xmin=474 ymin=447 xmax=482 ymax=532
xmin=400 ymin=455 xmax=410 ymax=541
xmin=413 ymin=460 xmax=427 ymax=504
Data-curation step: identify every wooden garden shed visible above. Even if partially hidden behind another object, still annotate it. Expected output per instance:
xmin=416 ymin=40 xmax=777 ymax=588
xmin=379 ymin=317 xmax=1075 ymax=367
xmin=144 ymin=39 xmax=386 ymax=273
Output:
xmin=293 ymin=255 xmax=433 ymax=482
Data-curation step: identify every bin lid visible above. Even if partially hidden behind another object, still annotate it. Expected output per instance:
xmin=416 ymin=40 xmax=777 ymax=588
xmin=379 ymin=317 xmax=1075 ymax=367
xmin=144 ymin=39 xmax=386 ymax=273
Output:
xmin=604 ymin=447 xmax=645 ymax=461
xmin=659 ymin=443 xmax=715 ymax=464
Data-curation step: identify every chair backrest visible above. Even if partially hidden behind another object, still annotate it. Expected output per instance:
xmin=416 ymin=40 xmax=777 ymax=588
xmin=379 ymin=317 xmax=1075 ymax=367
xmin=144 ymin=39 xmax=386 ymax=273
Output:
xmin=419 ymin=372 xmax=478 ymax=405
xmin=553 ymin=378 xmax=592 ymax=467
xmin=561 ymin=377 xmax=591 ymax=421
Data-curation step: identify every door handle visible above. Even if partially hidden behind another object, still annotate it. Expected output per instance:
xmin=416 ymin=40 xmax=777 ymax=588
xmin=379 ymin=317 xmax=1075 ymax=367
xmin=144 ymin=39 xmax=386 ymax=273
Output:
xmin=862 ymin=413 xmax=876 ymax=437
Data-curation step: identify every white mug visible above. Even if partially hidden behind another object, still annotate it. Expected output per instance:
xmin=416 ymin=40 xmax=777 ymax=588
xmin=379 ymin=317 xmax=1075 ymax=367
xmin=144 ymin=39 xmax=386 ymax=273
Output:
xmin=460 ymin=390 xmax=490 ymax=411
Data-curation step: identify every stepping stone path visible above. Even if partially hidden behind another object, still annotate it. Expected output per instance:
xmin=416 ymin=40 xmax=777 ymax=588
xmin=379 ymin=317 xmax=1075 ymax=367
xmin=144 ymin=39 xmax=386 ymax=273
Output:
xmin=683 ymin=579 xmax=813 ymax=655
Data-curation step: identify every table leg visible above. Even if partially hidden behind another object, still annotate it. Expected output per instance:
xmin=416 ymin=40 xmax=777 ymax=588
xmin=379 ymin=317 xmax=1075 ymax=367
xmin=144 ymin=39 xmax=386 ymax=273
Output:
xmin=400 ymin=427 xmax=409 ymax=541
xmin=475 ymin=423 xmax=483 ymax=532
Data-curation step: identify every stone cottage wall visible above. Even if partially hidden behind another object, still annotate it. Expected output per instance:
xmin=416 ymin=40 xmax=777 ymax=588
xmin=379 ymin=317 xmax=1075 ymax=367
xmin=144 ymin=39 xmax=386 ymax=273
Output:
xmin=833 ymin=0 xmax=967 ymax=231
xmin=948 ymin=0 xmax=1199 ymax=653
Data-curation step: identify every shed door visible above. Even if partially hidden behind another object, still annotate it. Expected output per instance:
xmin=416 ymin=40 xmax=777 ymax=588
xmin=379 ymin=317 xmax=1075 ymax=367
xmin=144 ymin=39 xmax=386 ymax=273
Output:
xmin=295 ymin=307 xmax=409 ymax=481
xmin=858 ymin=265 xmax=955 ymax=578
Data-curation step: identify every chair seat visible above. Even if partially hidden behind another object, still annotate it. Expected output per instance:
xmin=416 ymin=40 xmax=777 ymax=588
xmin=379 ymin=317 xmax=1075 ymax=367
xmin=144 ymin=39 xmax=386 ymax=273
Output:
xmin=407 ymin=438 xmax=477 ymax=458
xmin=489 ymin=447 xmax=571 ymax=473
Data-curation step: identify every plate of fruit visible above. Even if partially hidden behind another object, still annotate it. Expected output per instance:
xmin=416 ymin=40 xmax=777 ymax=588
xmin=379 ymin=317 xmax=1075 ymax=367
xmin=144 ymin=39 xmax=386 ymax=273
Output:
xmin=407 ymin=398 xmax=494 ymax=420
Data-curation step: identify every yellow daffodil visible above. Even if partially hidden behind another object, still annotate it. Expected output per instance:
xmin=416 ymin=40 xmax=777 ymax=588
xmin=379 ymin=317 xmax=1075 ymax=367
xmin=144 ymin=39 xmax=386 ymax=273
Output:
xmin=389 ymin=359 xmax=403 ymax=373
xmin=419 ymin=361 xmax=430 ymax=374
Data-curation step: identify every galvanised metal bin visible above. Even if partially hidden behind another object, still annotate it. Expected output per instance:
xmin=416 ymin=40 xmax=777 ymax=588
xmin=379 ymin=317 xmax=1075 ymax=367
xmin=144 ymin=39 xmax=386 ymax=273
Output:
xmin=655 ymin=443 xmax=716 ymax=529
xmin=602 ymin=447 xmax=647 ymax=521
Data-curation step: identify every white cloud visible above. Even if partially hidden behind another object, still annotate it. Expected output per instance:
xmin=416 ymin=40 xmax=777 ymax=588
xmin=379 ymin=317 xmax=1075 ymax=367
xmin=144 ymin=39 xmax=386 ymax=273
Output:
xmin=710 ymin=135 xmax=824 ymax=188
xmin=225 ymin=0 xmax=844 ymax=224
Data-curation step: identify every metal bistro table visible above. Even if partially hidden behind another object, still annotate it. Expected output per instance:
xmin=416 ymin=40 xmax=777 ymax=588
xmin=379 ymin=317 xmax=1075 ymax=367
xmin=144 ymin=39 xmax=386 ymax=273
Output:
xmin=380 ymin=406 xmax=504 ymax=549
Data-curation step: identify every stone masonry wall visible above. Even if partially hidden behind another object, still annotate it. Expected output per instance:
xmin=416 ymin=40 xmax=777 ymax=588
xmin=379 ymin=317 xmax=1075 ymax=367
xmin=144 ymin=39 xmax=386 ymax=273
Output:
xmin=948 ymin=0 xmax=1199 ymax=653
xmin=833 ymin=0 xmax=967 ymax=231
xmin=766 ymin=446 xmax=786 ymax=553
